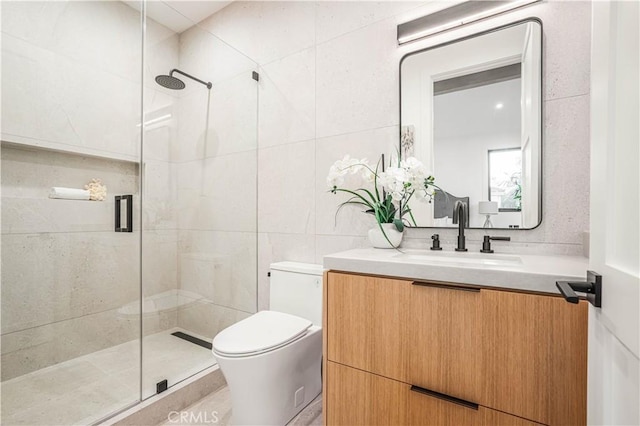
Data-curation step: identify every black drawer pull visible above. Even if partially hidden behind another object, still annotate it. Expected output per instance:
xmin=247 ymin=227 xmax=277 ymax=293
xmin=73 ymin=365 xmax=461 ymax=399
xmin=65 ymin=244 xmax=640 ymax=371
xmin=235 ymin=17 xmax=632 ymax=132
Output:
xmin=410 ymin=385 xmax=479 ymax=410
xmin=412 ymin=281 xmax=480 ymax=293
xmin=115 ymin=195 xmax=133 ymax=232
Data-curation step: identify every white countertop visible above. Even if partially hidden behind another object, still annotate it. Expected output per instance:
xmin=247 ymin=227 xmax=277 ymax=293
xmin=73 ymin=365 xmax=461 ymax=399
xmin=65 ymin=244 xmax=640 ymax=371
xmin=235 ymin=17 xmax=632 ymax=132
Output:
xmin=323 ymin=248 xmax=589 ymax=295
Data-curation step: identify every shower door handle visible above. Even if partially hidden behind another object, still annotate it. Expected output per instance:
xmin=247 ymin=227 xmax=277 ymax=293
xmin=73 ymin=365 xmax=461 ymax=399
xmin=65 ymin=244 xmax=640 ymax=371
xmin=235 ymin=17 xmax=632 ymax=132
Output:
xmin=115 ymin=195 xmax=133 ymax=232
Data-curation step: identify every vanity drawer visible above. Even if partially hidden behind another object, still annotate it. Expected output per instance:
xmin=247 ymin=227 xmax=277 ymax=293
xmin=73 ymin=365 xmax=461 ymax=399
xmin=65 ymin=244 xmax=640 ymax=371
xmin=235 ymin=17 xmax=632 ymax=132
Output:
xmin=482 ymin=289 xmax=588 ymax=425
xmin=408 ymin=385 xmax=544 ymax=426
xmin=327 ymin=360 xmax=543 ymax=426
xmin=326 ymin=272 xmax=409 ymax=382
xmin=407 ymin=281 xmax=482 ymax=403
xmin=326 ymin=361 xmax=407 ymax=426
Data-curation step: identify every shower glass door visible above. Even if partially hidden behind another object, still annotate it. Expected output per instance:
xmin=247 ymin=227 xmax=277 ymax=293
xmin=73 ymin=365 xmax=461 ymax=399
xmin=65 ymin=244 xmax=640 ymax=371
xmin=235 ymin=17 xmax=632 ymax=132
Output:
xmin=140 ymin=4 xmax=258 ymax=398
xmin=1 ymin=1 xmax=144 ymax=424
xmin=1 ymin=1 xmax=259 ymax=423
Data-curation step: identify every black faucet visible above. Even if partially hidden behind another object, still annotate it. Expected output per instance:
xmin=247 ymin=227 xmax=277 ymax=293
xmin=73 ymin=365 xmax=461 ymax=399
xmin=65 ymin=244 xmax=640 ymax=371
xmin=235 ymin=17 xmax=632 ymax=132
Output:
xmin=452 ymin=200 xmax=468 ymax=252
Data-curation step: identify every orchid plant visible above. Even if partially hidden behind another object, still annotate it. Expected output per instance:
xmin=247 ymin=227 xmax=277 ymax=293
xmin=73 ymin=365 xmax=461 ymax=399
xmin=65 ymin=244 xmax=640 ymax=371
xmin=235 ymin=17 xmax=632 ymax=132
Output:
xmin=327 ymin=154 xmax=439 ymax=245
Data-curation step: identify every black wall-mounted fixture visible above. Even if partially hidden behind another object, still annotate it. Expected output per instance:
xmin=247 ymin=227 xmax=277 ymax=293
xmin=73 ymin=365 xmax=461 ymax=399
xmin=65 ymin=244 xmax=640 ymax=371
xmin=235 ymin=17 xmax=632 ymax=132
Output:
xmin=156 ymin=379 xmax=168 ymax=394
xmin=556 ymin=271 xmax=602 ymax=308
xmin=480 ymin=235 xmax=511 ymax=253
xmin=115 ymin=195 xmax=133 ymax=233
xmin=397 ymin=0 xmax=541 ymax=45
xmin=430 ymin=234 xmax=442 ymax=250
xmin=155 ymin=68 xmax=212 ymax=90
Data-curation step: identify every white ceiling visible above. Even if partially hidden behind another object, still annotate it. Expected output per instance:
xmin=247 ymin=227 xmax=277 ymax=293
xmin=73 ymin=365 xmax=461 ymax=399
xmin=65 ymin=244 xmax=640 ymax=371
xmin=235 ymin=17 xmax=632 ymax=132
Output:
xmin=434 ymin=78 xmax=522 ymax=140
xmin=124 ymin=1 xmax=233 ymax=33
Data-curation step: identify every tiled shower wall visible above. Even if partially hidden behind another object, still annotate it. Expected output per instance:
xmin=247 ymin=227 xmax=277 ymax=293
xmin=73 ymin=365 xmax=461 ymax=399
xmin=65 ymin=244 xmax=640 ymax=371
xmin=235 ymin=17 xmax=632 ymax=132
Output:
xmin=168 ymin=20 xmax=259 ymax=338
xmin=0 ymin=147 xmax=144 ymax=380
xmin=0 ymin=1 xmax=181 ymax=379
xmin=191 ymin=0 xmax=592 ymax=310
xmin=1 ymin=0 xmax=261 ymax=381
xmin=1 ymin=0 xmax=262 ymax=378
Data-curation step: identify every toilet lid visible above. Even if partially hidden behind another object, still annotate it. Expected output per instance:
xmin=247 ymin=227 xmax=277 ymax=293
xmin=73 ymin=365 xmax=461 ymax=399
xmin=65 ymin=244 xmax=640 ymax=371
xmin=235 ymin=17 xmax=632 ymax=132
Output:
xmin=212 ymin=311 xmax=312 ymax=356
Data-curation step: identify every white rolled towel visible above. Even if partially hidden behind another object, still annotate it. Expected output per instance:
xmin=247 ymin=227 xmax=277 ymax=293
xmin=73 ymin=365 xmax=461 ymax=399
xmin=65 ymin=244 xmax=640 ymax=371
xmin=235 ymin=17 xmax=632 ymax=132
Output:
xmin=49 ymin=187 xmax=91 ymax=200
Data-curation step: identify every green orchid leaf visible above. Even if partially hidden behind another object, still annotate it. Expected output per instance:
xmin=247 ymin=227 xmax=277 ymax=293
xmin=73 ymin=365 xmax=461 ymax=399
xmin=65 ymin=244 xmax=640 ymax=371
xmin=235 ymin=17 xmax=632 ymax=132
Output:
xmin=393 ymin=218 xmax=404 ymax=232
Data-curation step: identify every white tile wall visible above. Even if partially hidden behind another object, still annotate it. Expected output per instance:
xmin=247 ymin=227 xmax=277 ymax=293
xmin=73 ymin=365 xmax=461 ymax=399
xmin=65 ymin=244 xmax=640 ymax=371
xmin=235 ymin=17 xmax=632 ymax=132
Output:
xmin=185 ymin=150 xmax=257 ymax=232
xmin=198 ymin=1 xmax=317 ymax=66
xmin=171 ymin=20 xmax=259 ymax=335
xmin=0 ymin=1 xmax=147 ymax=160
xmin=0 ymin=1 xmax=142 ymax=82
xmin=315 ymin=2 xmax=425 ymax=44
xmin=178 ymin=230 xmax=258 ymax=317
xmin=196 ymin=0 xmax=592 ymax=309
xmin=316 ymin=17 xmax=400 ymax=138
xmin=207 ymin=71 xmax=259 ymax=157
xmin=258 ymin=140 xmax=316 ymax=234
xmin=258 ymin=47 xmax=316 ymax=148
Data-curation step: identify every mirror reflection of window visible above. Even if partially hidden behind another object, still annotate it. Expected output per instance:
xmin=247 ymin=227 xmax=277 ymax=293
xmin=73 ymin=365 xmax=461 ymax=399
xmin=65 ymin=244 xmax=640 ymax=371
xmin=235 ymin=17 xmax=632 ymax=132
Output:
xmin=488 ymin=148 xmax=522 ymax=211
xmin=432 ymin=75 xmax=522 ymax=227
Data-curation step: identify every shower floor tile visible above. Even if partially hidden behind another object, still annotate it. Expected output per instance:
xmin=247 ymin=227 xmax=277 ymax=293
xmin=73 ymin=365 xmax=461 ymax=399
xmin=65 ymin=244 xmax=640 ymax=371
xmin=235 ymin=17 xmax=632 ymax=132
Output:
xmin=1 ymin=329 xmax=214 ymax=426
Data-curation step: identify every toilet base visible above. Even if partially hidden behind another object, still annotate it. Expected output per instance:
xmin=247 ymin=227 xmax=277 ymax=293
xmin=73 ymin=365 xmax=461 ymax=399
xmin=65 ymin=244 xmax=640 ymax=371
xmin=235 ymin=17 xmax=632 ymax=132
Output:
xmin=214 ymin=326 xmax=322 ymax=426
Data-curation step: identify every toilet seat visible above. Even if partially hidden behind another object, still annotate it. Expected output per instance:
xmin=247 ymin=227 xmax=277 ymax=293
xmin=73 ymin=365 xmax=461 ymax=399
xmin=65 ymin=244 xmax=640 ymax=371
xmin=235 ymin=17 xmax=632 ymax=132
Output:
xmin=212 ymin=311 xmax=312 ymax=358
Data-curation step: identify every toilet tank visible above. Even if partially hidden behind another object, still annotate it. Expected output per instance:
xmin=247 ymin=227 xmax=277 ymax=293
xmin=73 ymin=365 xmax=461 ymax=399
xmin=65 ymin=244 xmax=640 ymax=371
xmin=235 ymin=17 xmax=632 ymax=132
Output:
xmin=270 ymin=262 xmax=323 ymax=326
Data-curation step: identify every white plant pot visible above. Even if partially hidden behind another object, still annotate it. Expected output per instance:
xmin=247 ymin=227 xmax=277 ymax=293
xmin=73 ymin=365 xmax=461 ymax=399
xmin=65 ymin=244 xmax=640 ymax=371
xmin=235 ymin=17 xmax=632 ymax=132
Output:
xmin=368 ymin=223 xmax=403 ymax=249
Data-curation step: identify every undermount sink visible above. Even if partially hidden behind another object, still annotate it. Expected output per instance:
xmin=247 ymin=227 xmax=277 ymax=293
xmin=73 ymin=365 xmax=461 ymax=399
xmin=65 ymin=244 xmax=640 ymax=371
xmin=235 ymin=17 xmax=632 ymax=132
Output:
xmin=393 ymin=249 xmax=523 ymax=267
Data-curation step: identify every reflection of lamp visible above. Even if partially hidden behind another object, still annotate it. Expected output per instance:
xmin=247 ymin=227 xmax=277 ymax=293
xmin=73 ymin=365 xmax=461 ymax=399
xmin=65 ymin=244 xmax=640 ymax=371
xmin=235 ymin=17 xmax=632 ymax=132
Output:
xmin=478 ymin=201 xmax=498 ymax=228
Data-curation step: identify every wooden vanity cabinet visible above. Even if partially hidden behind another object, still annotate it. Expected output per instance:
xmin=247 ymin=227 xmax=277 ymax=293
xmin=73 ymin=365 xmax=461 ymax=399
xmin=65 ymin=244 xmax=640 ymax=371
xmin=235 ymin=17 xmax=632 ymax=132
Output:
xmin=327 ymin=361 xmax=543 ymax=426
xmin=407 ymin=282 xmax=482 ymax=403
xmin=324 ymin=271 xmax=588 ymax=426
xmin=326 ymin=361 xmax=407 ymax=426
xmin=482 ymin=289 xmax=588 ymax=425
xmin=326 ymin=272 xmax=408 ymax=382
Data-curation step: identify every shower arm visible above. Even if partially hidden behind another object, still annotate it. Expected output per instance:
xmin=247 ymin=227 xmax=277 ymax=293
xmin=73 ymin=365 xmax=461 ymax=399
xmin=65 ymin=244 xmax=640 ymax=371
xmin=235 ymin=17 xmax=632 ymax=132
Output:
xmin=170 ymin=69 xmax=212 ymax=89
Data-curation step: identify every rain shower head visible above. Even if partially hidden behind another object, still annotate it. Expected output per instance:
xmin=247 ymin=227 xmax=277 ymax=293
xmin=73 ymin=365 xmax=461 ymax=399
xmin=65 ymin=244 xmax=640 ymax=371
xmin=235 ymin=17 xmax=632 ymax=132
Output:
xmin=155 ymin=69 xmax=212 ymax=90
xmin=155 ymin=74 xmax=185 ymax=90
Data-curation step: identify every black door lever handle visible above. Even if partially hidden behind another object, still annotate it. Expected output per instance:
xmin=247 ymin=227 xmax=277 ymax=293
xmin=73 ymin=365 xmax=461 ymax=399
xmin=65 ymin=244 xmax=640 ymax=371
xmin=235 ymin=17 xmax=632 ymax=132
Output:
xmin=556 ymin=270 xmax=602 ymax=308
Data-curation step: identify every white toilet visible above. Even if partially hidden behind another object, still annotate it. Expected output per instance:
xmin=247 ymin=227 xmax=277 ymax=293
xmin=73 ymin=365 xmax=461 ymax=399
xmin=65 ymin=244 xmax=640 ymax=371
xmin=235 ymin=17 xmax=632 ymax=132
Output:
xmin=212 ymin=262 xmax=323 ymax=426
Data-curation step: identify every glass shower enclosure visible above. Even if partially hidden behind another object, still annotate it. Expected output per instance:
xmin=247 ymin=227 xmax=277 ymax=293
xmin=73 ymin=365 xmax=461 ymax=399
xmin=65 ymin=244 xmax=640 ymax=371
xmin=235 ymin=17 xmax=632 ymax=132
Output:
xmin=0 ymin=1 xmax=258 ymax=424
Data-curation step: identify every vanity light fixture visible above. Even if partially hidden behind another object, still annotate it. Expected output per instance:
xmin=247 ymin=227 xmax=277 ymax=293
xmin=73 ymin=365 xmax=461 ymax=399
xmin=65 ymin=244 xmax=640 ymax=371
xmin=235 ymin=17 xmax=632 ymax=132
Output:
xmin=397 ymin=0 xmax=540 ymax=45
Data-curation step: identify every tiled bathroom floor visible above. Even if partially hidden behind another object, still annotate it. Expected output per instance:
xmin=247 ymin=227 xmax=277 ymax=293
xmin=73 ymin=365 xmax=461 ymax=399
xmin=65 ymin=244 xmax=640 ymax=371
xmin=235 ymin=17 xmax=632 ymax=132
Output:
xmin=1 ymin=329 xmax=213 ymax=426
xmin=158 ymin=386 xmax=323 ymax=426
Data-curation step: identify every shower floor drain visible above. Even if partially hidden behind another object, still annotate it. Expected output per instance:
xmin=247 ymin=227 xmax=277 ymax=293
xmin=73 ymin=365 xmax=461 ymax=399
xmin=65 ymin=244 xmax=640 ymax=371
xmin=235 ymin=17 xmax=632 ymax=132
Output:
xmin=171 ymin=331 xmax=212 ymax=350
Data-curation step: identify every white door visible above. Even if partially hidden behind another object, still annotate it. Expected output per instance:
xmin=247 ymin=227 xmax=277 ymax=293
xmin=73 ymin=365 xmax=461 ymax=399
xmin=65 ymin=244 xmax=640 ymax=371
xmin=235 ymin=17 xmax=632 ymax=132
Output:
xmin=588 ymin=1 xmax=640 ymax=424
